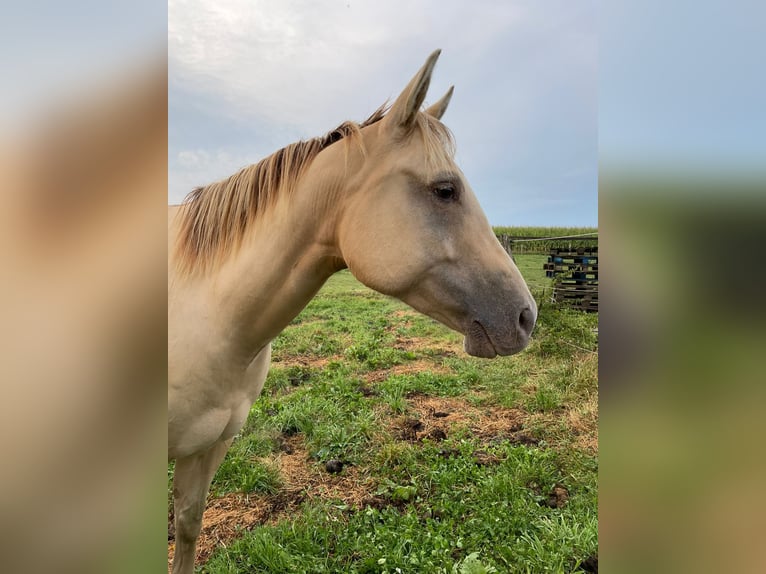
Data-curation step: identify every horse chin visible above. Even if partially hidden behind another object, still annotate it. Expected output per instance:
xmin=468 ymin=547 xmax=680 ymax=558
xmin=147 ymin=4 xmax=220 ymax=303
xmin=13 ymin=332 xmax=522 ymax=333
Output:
xmin=463 ymin=321 xmax=498 ymax=359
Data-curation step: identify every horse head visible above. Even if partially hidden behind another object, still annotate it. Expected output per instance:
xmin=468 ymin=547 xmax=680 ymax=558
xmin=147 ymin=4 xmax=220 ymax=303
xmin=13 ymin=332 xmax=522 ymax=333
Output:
xmin=336 ymin=50 xmax=537 ymax=358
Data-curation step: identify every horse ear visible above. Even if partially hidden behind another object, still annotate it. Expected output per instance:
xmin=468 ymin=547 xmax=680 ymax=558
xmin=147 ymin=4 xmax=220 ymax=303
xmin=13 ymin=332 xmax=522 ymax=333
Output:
xmin=425 ymin=86 xmax=454 ymax=120
xmin=386 ymin=49 xmax=441 ymax=133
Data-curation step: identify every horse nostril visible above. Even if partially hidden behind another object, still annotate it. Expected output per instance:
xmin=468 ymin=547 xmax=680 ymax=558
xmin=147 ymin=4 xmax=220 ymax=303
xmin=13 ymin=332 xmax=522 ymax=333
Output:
xmin=519 ymin=306 xmax=536 ymax=337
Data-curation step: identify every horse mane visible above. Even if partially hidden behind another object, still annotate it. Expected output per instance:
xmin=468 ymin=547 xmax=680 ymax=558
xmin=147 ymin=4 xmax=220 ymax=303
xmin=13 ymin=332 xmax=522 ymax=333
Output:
xmin=173 ymin=105 xmax=454 ymax=277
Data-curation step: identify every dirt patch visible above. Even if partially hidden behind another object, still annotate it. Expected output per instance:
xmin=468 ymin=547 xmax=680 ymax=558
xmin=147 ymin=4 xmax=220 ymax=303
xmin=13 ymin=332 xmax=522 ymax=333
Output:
xmin=526 ymin=481 xmax=569 ymax=510
xmin=167 ymin=490 xmax=298 ymax=569
xmin=527 ymin=390 xmax=598 ymax=454
xmin=168 ymin=435 xmax=378 ymax=571
xmin=403 ymin=395 xmax=532 ymax=445
xmin=565 ymin=392 xmax=599 ymax=453
xmin=396 ymin=417 xmax=425 ymax=441
xmin=392 ymin=334 xmax=461 ymax=357
xmin=428 ymin=428 xmax=447 ymax=441
xmin=405 ymin=387 xmax=598 ymax=455
xmin=276 ymin=437 xmax=375 ymax=509
xmin=507 ymin=432 xmax=540 ymax=446
xmin=473 ymin=449 xmax=502 ymax=466
xmin=401 ymin=337 xmax=460 ymax=355
xmin=357 ymin=383 xmax=379 ymax=397
xmin=543 ymin=484 xmax=570 ymax=508
xmin=365 ymin=359 xmax=451 ymax=383
xmin=579 ymin=554 xmax=598 ymax=573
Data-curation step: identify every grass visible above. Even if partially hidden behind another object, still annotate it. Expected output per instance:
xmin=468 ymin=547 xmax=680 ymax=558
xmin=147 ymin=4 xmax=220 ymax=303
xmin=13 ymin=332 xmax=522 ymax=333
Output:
xmin=168 ymin=253 xmax=598 ymax=573
xmin=493 ymin=226 xmax=598 ymax=255
xmin=492 ymin=226 xmax=597 ymax=237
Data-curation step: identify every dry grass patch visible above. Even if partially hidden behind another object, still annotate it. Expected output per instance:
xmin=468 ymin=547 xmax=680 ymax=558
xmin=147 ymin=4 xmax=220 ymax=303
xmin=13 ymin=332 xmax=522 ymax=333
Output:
xmin=528 ymin=390 xmax=599 ymax=454
xmin=396 ymin=393 xmax=599 ymax=453
xmin=397 ymin=394 xmax=533 ymax=444
xmin=277 ymin=436 xmax=376 ymax=508
xmin=365 ymin=359 xmax=452 ymax=383
xmin=168 ymin=491 xmax=290 ymax=570
xmin=393 ymin=334 xmax=462 ymax=356
xmin=168 ymin=435 xmax=379 ymax=571
xmin=566 ymin=388 xmax=598 ymax=453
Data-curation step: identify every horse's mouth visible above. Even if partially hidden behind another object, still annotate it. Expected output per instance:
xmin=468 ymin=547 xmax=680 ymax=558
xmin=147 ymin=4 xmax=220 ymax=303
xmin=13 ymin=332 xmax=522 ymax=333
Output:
xmin=463 ymin=320 xmax=498 ymax=358
xmin=463 ymin=319 xmax=531 ymax=358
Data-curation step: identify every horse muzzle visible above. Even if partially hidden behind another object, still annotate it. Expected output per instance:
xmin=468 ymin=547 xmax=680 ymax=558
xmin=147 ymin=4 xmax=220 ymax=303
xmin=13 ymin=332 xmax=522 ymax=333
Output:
xmin=463 ymin=302 xmax=537 ymax=358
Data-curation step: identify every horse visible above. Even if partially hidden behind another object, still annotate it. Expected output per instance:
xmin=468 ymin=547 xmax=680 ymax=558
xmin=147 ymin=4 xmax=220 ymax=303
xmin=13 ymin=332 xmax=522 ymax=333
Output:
xmin=168 ymin=50 xmax=537 ymax=574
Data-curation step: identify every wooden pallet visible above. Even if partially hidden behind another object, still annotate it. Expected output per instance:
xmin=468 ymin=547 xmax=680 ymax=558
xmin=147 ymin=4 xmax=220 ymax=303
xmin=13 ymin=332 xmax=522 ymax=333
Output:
xmin=544 ymin=263 xmax=599 ymax=271
xmin=550 ymin=246 xmax=598 ymax=256
xmin=554 ymin=296 xmax=598 ymax=312
xmin=547 ymin=247 xmax=599 ymax=312
xmin=546 ymin=274 xmax=597 ymax=281
xmin=556 ymin=279 xmax=599 ymax=287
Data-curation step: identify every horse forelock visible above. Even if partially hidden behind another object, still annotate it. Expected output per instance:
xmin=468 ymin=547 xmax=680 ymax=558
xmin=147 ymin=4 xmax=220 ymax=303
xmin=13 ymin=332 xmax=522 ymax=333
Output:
xmin=413 ymin=112 xmax=456 ymax=170
xmin=173 ymin=104 xmax=453 ymax=277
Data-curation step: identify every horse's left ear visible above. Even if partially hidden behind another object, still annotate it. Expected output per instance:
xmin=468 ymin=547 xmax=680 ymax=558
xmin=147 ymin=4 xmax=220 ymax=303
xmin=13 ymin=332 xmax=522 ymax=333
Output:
xmin=425 ymin=86 xmax=454 ymax=120
xmin=386 ymin=49 xmax=441 ymax=134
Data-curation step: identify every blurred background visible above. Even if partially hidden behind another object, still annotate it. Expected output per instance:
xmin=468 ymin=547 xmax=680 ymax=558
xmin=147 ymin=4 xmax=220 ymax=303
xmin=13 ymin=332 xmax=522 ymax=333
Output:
xmin=600 ymin=1 xmax=766 ymax=572
xmin=0 ymin=1 xmax=166 ymax=573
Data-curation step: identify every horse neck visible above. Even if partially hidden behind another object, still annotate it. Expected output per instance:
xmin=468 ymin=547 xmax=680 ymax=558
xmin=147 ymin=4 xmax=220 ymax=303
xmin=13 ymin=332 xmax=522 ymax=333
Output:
xmin=211 ymin=151 xmax=349 ymax=363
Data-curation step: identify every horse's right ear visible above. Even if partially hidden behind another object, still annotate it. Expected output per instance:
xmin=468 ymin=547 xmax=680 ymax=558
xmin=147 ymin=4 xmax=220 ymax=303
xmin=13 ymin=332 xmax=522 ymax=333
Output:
xmin=385 ymin=50 xmax=441 ymax=135
xmin=425 ymin=86 xmax=454 ymax=120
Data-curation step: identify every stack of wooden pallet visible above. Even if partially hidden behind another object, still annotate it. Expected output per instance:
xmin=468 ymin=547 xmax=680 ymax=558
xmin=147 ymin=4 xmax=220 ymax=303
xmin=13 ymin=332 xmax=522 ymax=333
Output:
xmin=544 ymin=247 xmax=598 ymax=312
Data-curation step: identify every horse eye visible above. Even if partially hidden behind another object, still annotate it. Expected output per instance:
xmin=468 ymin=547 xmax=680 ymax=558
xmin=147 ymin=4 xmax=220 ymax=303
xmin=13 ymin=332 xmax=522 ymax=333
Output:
xmin=433 ymin=184 xmax=456 ymax=201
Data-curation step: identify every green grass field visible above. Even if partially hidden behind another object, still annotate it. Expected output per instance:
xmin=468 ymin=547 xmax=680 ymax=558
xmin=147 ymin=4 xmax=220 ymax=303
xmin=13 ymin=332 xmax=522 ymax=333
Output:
xmin=169 ymin=254 xmax=598 ymax=573
xmin=493 ymin=227 xmax=598 ymax=256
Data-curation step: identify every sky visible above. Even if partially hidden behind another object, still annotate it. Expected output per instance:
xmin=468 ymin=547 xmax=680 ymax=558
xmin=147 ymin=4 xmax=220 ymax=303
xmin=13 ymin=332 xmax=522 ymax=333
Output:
xmin=599 ymin=1 xmax=765 ymax=173
xmin=169 ymin=0 xmax=597 ymax=227
xmin=1 ymin=1 xmax=164 ymax=131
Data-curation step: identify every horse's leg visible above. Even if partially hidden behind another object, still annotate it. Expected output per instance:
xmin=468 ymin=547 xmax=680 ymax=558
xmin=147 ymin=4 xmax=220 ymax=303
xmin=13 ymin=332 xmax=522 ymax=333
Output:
xmin=171 ymin=438 xmax=232 ymax=574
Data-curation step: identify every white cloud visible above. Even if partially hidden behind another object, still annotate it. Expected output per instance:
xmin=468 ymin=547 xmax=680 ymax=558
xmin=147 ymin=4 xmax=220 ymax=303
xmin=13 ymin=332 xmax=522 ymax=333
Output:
xmin=169 ymin=0 xmax=531 ymax=130
xmin=168 ymin=0 xmax=597 ymax=224
xmin=176 ymin=149 xmax=211 ymax=168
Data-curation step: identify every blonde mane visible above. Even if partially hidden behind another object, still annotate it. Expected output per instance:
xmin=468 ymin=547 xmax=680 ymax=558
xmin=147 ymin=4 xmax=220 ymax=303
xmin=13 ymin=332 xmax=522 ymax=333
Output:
xmin=173 ymin=106 xmax=454 ymax=277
